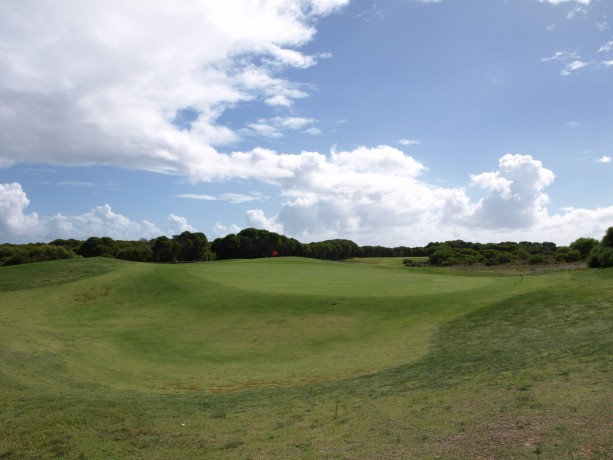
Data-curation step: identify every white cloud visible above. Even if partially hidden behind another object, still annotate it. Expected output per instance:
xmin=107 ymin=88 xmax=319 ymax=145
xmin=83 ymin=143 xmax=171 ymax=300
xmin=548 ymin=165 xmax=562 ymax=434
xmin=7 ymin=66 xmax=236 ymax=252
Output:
xmin=470 ymin=172 xmax=514 ymax=199
xmin=46 ymin=205 xmax=161 ymax=241
xmin=597 ymin=155 xmax=611 ymax=163
xmin=598 ymin=41 xmax=613 ymax=53
xmin=246 ymin=122 xmax=283 ymax=139
xmin=212 ymin=221 xmax=242 ymax=237
xmin=220 ymin=151 xmax=611 ymax=246
xmin=176 ymin=193 xmax=216 ymax=201
xmin=561 ymin=60 xmax=590 ymax=75
xmin=310 ymin=0 xmax=350 ymax=15
xmin=265 ymin=95 xmax=294 ymax=107
xmin=43 ymin=181 xmax=95 ymax=187
xmin=541 ymin=51 xmax=580 ymax=64
xmin=567 ymin=7 xmax=587 ymax=19
xmin=245 ymin=209 xmax=284 ymax=233
xmin=0 ymin=182 xmax=40 ymax=239
xmin=543 ymin=44 xmax=611 ymax=75
xmin=168 ymin=213 xmax=196 ymax=234
xmin=538 ymin=0 xmax=590 ymax=5
xmin=0 ymin=182 xmax=162 ymax=242
xmin=4 ymin=146 xmax=613 ymax=246
xmin=218 ymin=193 xmax=261 ymax=204
xmin=465 ymin=154 xmax=555 ymax=229
xmin=398 ymin=138 xmax=421 ymax=146
xmin=178 ymin=192 xmax=261 ymax=204
xmin=602 ymin=60 xmax=613 ymax=67
xmin=304 ymin=127 xmax=323 ymax=136
xmin=0 ymin=0 xmax=345 ymax=176
xmin=564 ymin=121 xmax=581 ymax=128
xmin=536 ymin=0 xmax=592 ymax=20
xmin=244 ymin=116 xmax=318 ymax=139
xmin=596 ymin=22 xmax=609 ymax=32
xmin=275 ymin=117 xmax=316 ymax=129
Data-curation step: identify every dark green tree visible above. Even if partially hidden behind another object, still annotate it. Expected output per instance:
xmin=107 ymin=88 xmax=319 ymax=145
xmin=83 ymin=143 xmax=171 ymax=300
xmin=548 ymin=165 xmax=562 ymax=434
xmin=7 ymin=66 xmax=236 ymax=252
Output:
xmin=587 ymin=227 xmax=613 ymax=268
xmin=570 ymin=237 xmax=598 ymax=259
xmin=211 ymin=234 xmax=241 ymax=260
xmin=77 ymin=237 xmax=116 ymax=258
xmin=150 ymin=236 xmax=178 ymax=262
xmin=173 ymin=231 xmax=211 ymax=261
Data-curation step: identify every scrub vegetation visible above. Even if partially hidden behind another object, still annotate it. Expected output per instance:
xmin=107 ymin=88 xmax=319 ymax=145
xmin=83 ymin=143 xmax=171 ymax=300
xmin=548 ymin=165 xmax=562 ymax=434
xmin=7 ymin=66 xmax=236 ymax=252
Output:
xmin=1 ymin=255 xmax=611 ymax=458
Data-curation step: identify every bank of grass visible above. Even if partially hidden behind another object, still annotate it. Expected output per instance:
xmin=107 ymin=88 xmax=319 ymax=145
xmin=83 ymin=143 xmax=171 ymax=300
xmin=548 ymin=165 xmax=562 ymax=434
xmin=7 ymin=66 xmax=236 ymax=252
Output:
xmin=0 ymin=257 xmax=611 ymax=458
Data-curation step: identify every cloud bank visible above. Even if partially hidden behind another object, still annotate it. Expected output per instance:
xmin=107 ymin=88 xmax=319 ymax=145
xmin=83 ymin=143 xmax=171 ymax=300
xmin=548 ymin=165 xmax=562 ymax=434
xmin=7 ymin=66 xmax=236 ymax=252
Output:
xmin=3 ymin=150 xmax=611 ymax=245
xmin=0 ymin=182 xmax=162 ymax=241
xmin=238 ymin=149 xmax=613 ymax=245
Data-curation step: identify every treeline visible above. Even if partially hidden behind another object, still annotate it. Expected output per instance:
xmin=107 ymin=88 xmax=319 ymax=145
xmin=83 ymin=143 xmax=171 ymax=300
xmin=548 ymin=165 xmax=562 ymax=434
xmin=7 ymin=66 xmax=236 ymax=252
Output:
xmin=1 ymin=226 xmax=612 ymax=269
xmin=403 ymin=228 xmax=613 ymax=268
xmin=211 ymin=228 xmax=359 ymax=261
xmin=414 ymin=239 xmax=591 ymax=267
xmin=0 ymin=232 xmax=214 ymax=266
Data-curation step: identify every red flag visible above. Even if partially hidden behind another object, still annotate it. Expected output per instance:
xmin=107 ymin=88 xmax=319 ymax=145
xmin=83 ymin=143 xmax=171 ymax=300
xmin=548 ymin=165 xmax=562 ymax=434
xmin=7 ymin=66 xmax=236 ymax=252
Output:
xmin=271 ymin=250 xmax=278 ymax=257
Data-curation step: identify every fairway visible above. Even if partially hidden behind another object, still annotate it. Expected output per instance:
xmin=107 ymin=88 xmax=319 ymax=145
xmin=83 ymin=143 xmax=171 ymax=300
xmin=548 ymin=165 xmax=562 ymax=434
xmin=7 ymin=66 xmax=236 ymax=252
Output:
xmin=1 ymin=257 xmax=547 ymax=394
xmin=1 ymin=257 xmax=611 ymax=458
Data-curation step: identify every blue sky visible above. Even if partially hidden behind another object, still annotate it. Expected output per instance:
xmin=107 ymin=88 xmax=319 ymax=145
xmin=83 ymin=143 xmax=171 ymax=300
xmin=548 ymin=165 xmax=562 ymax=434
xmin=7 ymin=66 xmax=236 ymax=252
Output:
xmin=1 ymin=0 xmax=612 ymax=246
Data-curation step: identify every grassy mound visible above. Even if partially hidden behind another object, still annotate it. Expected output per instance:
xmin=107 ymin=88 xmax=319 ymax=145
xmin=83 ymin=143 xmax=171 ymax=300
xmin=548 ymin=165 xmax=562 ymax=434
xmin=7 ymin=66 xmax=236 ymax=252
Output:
xmin=0 ymin=257 xmax=611 ymax=458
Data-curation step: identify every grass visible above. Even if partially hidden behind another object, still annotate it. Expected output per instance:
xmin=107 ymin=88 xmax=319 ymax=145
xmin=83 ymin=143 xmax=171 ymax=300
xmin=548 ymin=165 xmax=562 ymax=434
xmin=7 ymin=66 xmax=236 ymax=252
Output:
xmin=0 ymin=257 xmax=611 ymax=458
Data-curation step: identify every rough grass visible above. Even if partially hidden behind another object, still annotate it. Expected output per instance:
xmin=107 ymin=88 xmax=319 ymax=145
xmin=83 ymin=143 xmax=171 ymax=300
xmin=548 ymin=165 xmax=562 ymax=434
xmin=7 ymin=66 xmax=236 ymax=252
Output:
xmin=0 ymin=257 xmax=611 ymax=458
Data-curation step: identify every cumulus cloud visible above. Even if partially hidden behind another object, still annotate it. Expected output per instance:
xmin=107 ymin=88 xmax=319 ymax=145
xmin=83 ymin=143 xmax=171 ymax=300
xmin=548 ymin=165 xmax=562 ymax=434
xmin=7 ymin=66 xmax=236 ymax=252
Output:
xmin=212 ymin=222 xmax=242 ymax=237
xmin=46 ymin=205 xmax=162 ymax=241
xmin=597 ymin=155 xmax=611 ymax=163
xmin=0 ymin=0 xmax=346 ymax=178
xmin=246 ymin=209 xmax=284 ymax=233
xmin=0 ymin=182 xmax=161 ymax=242
xmin=168 ymin=214 xmax=196 ymax=234
xmin=466 ymin=155 xmax=555 ymax=229
xmin=3 ymin=146 xmax=613 ymax=246
xmin=224 ymin=150 xmax=611 ymax=246
xmin=0 ymin=183 xmax=40 ymax=239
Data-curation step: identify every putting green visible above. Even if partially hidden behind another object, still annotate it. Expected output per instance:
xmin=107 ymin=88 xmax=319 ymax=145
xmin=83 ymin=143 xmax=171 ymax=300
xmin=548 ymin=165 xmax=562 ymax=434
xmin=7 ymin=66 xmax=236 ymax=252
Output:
xmin=182 ymin=257 xmax=494 ymax=296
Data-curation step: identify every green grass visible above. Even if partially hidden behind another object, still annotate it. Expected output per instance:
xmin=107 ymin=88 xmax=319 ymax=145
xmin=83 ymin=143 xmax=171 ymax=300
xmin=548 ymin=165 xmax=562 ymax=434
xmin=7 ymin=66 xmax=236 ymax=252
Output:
xmin=0 ymin=257 xmax=611 ymax=458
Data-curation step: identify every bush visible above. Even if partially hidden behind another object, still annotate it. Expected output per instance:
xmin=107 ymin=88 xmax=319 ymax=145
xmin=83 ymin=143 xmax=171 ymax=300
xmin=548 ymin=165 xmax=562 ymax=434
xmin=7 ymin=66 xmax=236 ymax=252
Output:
xmin=564 ymin=249 xmax=581 ymax=262
xmin=587 ymin=244 xmax=613 ymax=269
xmin=528 ymin=254 xmax=548 ymax=265
xmin=587 ymin=227 xmax=613 ymax=268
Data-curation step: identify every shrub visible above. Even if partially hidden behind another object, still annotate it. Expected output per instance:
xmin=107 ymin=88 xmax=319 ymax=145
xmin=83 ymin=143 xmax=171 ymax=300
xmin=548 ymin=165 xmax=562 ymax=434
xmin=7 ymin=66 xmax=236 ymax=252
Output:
xmin=587 ymin=244 xmax=613 ymax=269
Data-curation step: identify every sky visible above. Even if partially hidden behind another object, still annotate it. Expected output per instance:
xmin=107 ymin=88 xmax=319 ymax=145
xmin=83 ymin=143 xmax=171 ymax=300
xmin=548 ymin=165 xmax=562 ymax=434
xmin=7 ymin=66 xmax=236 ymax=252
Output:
xmin=1 ymin=0 xmax=612 ymax=247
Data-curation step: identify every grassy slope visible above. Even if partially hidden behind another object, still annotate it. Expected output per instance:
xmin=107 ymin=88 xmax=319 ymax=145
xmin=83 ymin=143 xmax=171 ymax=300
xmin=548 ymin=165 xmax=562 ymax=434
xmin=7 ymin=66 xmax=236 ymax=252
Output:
xmin=0 ymin=257 xmax=611 ymax=458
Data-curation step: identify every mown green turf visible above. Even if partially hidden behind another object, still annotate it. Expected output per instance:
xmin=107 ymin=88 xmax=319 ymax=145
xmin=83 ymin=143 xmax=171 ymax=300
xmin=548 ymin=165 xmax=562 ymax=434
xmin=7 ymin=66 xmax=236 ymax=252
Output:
xmin=0 ymin=257 xmax=611 ymax=458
